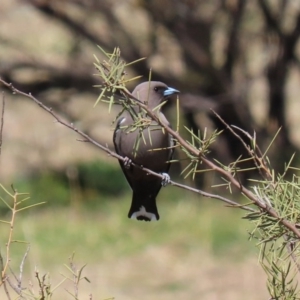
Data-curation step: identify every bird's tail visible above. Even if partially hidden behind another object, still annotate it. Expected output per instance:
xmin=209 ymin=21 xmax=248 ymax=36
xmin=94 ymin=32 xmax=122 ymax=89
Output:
xmin=128 ymin=193 xmax=160 ymax=221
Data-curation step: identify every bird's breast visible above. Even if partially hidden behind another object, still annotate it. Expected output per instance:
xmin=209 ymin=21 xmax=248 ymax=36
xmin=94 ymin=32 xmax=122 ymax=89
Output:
xmin=119 ymin=126 xmax=171 ymax=171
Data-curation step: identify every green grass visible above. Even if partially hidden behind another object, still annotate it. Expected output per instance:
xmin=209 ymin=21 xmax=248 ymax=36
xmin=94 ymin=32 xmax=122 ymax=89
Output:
xmin=0 ymin=187 xmax=255 ymax=268
xmin=0 ymin=185 xmax=266 ymax=299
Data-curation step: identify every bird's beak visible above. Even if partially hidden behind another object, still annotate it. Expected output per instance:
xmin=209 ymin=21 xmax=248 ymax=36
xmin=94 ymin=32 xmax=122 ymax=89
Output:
xmin=163 ymin=87 xmax=180 ymax=97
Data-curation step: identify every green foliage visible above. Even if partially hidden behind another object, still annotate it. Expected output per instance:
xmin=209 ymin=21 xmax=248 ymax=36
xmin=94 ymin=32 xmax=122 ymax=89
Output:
xmin=0 ymin=182 xmax=254 ymax=299
xmin=0 ymin=161 xmax=129 ymax=214
xmin=0 ymin=190 xmax=253 ymax=265
xmin=76 ymin=160 xmax=128 ymax=196
xmin=9 ymin=172 xmax=70 ymax=210
xmin=246 ymin=171 xmax=300 ymax=299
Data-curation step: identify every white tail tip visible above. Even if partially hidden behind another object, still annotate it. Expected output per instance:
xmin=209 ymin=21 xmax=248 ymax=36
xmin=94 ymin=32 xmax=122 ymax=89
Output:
xmin=130 ymin=206 xmax=158 ymax=221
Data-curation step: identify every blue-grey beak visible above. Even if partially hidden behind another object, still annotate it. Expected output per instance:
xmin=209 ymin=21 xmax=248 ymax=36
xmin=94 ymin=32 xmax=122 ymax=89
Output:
xmin=163 ymin=87 xmax=180 ymax=97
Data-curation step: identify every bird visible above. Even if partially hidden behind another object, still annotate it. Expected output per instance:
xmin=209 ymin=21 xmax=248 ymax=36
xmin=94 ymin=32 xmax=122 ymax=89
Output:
xmin=113 ymin=81 xmax=179 ymax=221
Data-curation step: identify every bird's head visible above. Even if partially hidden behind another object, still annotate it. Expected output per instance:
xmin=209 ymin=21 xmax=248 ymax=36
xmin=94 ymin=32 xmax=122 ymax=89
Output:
xmin=132 ymin=81 xmax=179 ymax=110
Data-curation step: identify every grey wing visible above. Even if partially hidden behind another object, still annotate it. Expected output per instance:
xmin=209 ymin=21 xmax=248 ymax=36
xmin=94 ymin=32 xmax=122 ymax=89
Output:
xmin=113 ymin=117 xmax=134 ymax=190
xmin=159 ymin=112 xmax=175 ymax=172
xmin=113 ymin=117 xmax=125 ymax=154
xmin=164 ymin=123 xmax=175 ymax=173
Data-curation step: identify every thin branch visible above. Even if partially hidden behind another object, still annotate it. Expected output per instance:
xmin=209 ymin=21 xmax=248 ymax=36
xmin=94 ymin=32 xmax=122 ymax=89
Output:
xmin=117 ymin=87 xmax=300 ymax=240
xmin=6 ymin=276 xmax=23 ymax=296
xmin=173 ymin=181 xmax=255 ymax=211
xmin=212 ymin=110 xmax=272 ymax=181
xmin=2 ymin=78 xmax=300 ymax=239
xmin=35 ymin=270 xmax=45 ymax=300
xmin=3 ymin=279 xmax=11 ymax=300
xmin=18 ymin=245 xmax=30 ymax=293
xmin=0 ymin=78 xmax=254 ymax=213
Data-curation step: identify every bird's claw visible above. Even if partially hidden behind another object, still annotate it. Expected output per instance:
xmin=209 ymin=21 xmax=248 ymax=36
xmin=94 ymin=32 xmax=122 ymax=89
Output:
xmin=161 ymin=173 xmax=171 ymax=187
xmin=123 ymin=157 xmax=132 ymax=169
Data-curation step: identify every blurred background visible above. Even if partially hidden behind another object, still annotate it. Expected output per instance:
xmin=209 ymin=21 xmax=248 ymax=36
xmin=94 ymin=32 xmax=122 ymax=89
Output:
xmin=1 ymin=0 xmax=300 ymax=298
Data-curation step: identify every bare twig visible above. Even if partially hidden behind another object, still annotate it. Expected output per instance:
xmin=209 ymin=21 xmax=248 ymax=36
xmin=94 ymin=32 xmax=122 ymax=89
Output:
xmin=212 ymin=110 xmax=272 ymax=181
xmin=18 ymin=245 xmax=30 ymax=293
xmin=6 ymin=275 xmax=25 ymax=297
xmin=35 ymin=270 xmax=45 ymax=300
xmin=3 ymin=279 xmax=11 ymax=300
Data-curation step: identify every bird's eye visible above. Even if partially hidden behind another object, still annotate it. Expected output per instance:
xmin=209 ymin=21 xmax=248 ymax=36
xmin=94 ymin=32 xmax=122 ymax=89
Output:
xmin=154 ymin=87 xmax=158 ymax=92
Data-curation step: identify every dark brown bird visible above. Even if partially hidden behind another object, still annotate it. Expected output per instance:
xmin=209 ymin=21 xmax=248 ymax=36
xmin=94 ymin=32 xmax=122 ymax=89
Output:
xmin=113 ymin=81 xmax=179 ymax=221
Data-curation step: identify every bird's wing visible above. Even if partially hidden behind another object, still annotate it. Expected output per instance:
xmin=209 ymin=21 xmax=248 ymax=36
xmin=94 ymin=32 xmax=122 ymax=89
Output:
xmin=113 ymin=117 xmax=125 ymax=152
xmin=113 ymin=117 xmax=134 ymax=190
xmin=164 ymin=122 xmax=175 ymax=174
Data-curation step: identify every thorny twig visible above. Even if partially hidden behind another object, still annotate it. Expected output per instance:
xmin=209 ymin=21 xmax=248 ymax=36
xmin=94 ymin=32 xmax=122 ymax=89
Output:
xmin=212 ymin=110 xmax=300 ymax=277
xmin=212 ymin=111 xmax=272 ymax=181
xmin=118 ymin=87 xmax=300 ymax=239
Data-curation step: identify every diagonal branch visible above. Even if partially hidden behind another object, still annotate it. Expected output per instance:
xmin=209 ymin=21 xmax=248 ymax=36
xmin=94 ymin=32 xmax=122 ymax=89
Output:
xmin=0 ymin=78 xmax=254 ymax=213
xmin=3 ymin=73 xmax=300 ymax=242
xmin=3 ymin=76 xmax=300 ymax=238
xmin=117 ymin=86 xmax=300 ymax=240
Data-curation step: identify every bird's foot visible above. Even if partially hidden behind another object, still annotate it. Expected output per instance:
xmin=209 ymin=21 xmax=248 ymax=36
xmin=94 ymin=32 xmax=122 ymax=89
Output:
xmin=161 ymin=173 xmax=171 ymax=187
xmin=123 ymin=157 xmax=132 ymax=169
